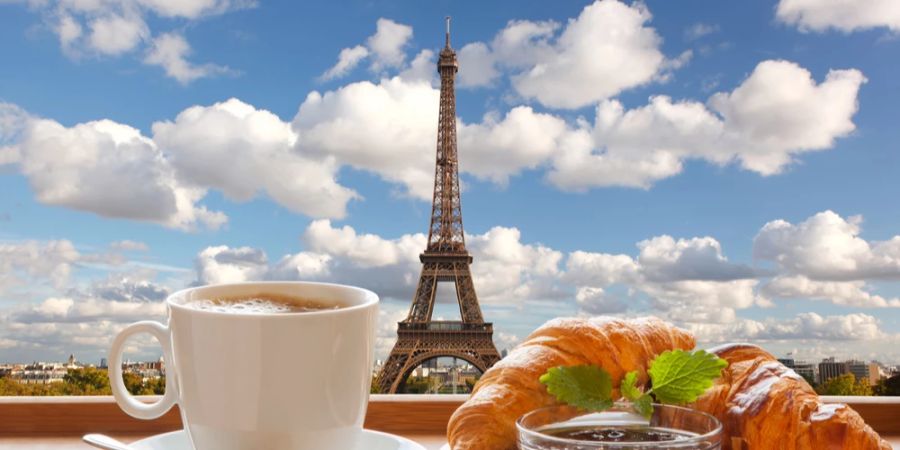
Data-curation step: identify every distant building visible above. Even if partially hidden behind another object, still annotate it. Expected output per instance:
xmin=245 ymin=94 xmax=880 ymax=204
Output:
xmin=99 ymin=358 xmax=108 ymax=369
xmin=819 ymin=357 xmax=850 ymax=384
xmin=780 ymin=358 xmax=818 ymax=384
xmin=848 ymin=360 xmax=882 ymax=386
xmin=14 ymin=362 xmax=68 ymax=384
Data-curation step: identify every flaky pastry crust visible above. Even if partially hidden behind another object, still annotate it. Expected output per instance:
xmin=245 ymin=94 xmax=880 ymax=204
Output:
xmin=447 ymin=317 xmax=695 ymax=450
xmin=693 ymin=343 xmax=890 ymax=450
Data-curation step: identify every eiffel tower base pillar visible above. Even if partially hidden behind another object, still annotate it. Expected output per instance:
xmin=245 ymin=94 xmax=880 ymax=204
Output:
xmin=375 ymin=325 xmax=501 ymax=394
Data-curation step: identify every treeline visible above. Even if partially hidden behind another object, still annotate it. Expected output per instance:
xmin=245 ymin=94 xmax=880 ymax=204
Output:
xmin=0 ymin=367 xmax=165 ymax=396
xmin=812 ymin=373 xmax=900 ymax=396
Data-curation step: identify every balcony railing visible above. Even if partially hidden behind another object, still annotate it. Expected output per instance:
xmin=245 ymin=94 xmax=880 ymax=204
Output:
xmin=398 ymin=321 xmax=493 ymax=333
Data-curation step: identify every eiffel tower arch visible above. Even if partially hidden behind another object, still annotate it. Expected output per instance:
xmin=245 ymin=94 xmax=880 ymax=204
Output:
xmin=375 ymin=18 xmax=501 ymax=394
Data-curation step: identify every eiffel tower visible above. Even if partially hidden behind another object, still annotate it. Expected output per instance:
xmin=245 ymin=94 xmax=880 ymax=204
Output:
xmin=375 ymin=17 xmax=501 ymax=394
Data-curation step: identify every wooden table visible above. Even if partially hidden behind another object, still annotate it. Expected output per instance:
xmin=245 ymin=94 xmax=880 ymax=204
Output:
xmin=2 ymin=395 xmax=898 ymax=449
xmin=0 ymin=435 xmax=448 ymax=449
xmin=1 ymin=435 xmax=899 ymax=449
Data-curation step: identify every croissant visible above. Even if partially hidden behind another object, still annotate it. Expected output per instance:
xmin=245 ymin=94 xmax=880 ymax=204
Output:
xmin=693 ymin=343 xmax=890 ymax=450
xmin=447 ymin=317 xmax=695 ymax=450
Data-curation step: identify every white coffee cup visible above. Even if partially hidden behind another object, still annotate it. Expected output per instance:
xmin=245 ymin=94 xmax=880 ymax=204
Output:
xmin=108 ymin=281 xmax=379 ymax=450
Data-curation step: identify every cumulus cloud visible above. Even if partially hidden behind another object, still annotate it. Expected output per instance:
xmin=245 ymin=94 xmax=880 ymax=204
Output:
xmin=754 ymin=210 xmax=900 ymax=281
xmin=548 ymin=60 xmax=866 ymax=190
xmin=11 ymin=0 xmax=249 ymax=82
xmin=7 ymin=113 xmax=226 ymax=230
xmin=0 ymin=240 xmax=80 ymax=294
xmin=761 ymin=276 xmax=900 ymax=308
xmin=367 ymin=18 xmax=414 ymax=70
xmin=691 ymin=312 xmax=887 ymax=343
xmin=565 ymin=235 xmax=762 ymax=322
xmin=457 ymin=0 xmax=675 ymax=109
xmin=776 ymin=0 xmax=900 ymax=33
xmin=319 ymin=45 xmax=369 ymax=81
xmin=0 ymin=260 xmax=181 ymax=362
xmin=144 ymin=32 xmax=231 ymax=84
xmin=320 ymin=18 xmax=413 ymax=82
xmin=293 ymin=77 xmax=439 ymax=199
xmin=154 ymin=98 xmax=358 ymax=219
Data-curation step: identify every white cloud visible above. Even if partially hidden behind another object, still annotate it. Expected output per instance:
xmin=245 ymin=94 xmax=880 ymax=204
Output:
xmin=144 ymin=32 xmax=230 ymax=84
xmin=87 ymin=12 xmax=149 ymax=55
xmin=458 ymin=0 xmax=671 ymax=109
xmin=319 ymin=45 xmax=369 ymax=81
xmin=153 ymin=98 xmax=358 ymax=219
xmin=458 ymin=106 xmax=569 ymax=184
xmin=466 ymin=227 xmax=564 ymax=304
xmin=548 ymin=60 xmax=866 ymax=190
xmin=9 ymin=114 xmax=226 ymax=230
xmin=457 ymin=42 xmax=498 ymax=87
xmin=10 ymin=296 xmax=166 ymax=323
xmin=10 ymin=0 xmax=248 ymax=82
xmin=761 ymin=276 xmax=900 ymax=308
xmin=195 ymin=245 xmax=269 ymax=285
xmin=709 ymin=61 xmax=865 ymax=174
xmin=565 ymin=235 xmax=761 ymax=322
xmin=293 ymin=77 xmax=439 ymax=200
xmin=754 ymin=210 xmax=900 ymax=281
xmin=684 ymin=23 xmax=719 ymax=41
xmin=109 ymin=240 xmax=149 ymax=252
xmin=318 ymin=18 xmax=415 ymax=82
xmin=691 ymin=312 xmax=887 ymax=342
xmin=0 ymin=240 xmax=80 ymax=294
xmin=302 ymin=219 xmax=422 ymax=268
xmin=776 ymin=0 xmax=900 ymax=33
xmin=367 ymin=18 xmax=413 ymax=70
xmin=5 ymin=98 xmax=359 ymax=228
xmin=575 ymin=287 xmax=627 ymax=314
xmin=136 ymin=0 xmax=256 ymax=19
xmin=397 ymin=50 xmax=435 ymax=84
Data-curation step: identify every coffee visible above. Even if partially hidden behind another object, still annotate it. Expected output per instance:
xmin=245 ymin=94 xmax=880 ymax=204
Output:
xmin=541 ymin=425 xmax=696 ymax=443
xmin=183 ymin=294 xmax=342 ymax=314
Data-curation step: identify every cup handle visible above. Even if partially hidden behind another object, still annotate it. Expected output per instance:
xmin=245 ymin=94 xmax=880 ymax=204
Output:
xmin=108 ymin=321 xmax=178 ymax=419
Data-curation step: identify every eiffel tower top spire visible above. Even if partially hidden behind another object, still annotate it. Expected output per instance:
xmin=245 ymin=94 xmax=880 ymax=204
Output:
xmin=445 ymin=16 xmax=451 ymax=48
xmin=427 ymin=15 xmax=464 ymax=254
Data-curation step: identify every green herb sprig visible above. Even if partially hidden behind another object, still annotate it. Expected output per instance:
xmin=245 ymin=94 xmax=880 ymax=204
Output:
xmin=539 ymin=349 xmax=727 ymax=418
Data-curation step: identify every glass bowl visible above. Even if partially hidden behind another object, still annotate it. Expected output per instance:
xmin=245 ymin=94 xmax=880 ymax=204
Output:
xmin=517 ymin=403 xmax=722 ymax=449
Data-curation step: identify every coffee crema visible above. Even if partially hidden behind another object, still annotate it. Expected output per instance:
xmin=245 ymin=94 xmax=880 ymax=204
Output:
xmin=183 ymin=294 xmax=343 ymax=314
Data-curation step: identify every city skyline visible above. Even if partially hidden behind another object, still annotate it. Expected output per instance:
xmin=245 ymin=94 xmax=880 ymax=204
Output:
xmin=1 ymin=0 xmax=900 ymax=366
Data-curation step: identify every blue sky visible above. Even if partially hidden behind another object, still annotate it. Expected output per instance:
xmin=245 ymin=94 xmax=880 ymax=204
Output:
xmin=1 ymin=0 xmax=899 ymax=366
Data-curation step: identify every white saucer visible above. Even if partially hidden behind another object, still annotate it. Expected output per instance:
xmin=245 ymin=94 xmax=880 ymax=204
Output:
xmin=84 ymin=429 xmax=427 ymax=450
xmin=440 ymin=445 xmax=451 ymax=450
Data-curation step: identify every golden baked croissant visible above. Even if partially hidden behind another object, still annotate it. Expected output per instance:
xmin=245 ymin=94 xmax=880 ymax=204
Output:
xmin=447 ymin=317 xmax=695 ymax=450
xmin=693 ymin=343 xmax=890 ymax=450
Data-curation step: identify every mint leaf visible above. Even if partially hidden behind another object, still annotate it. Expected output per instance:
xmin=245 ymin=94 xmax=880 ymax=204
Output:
xmin=648 ymin=350 xmax=728 ymax=405
xmin=633 ymin=393 xmax=653 ymax=419
xmin=540 ymin=365 xmax=613 ymax=411
xmin=620 ymin=371 xmax=642 ymax=401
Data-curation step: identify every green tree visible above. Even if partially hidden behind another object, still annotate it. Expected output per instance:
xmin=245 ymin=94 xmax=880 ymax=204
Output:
xmin=122 ymin=372 xmax=145 ymax=395
xmin=63 ymin=367 xmax=111 ymax=395
xmin=816 ymin=374 xmax=873 ymax=396
xmin=143 ymin=376 xmax=166 ymax=395
xmin=874 ymin=375 xmax=900 ymax=396
xmin=403 ymin=376 xmax=431 ymax=394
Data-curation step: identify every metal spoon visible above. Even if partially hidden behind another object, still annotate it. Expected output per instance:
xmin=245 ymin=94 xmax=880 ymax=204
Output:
xmin=82 ymin=433 xmax=135 ymax=450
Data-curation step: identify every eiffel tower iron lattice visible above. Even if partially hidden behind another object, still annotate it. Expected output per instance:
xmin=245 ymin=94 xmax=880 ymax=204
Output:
xmin=375 ymin=17 xmax=502 ymax=394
